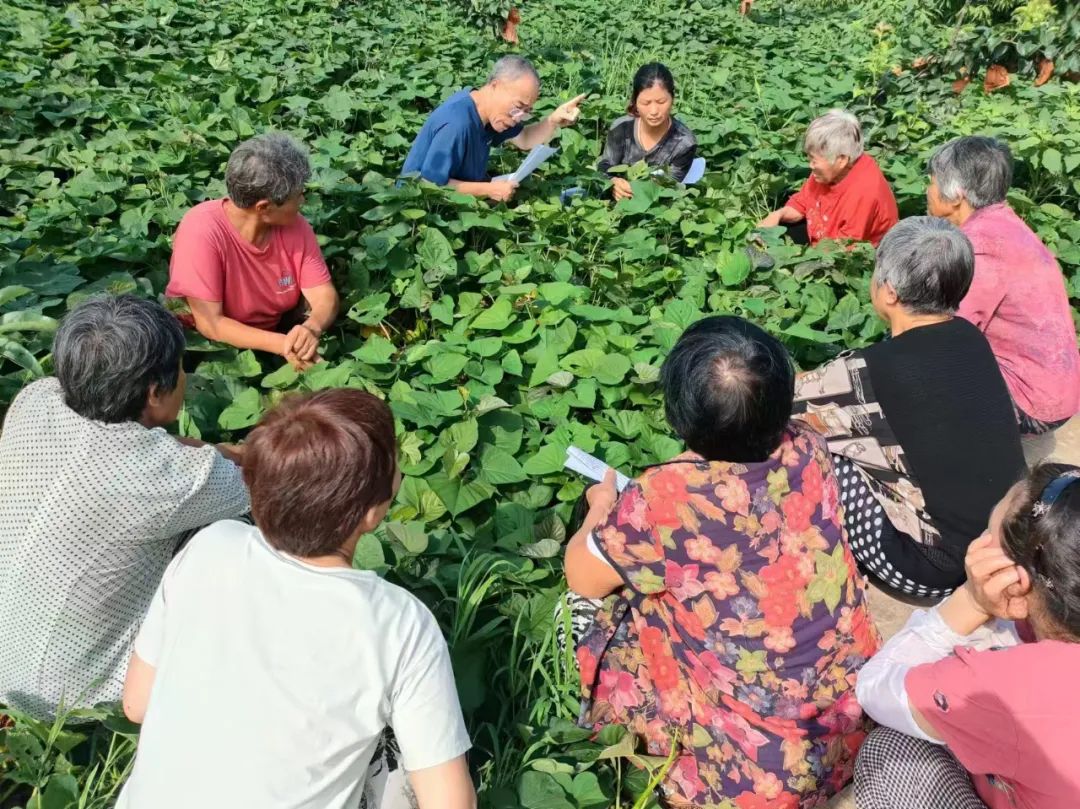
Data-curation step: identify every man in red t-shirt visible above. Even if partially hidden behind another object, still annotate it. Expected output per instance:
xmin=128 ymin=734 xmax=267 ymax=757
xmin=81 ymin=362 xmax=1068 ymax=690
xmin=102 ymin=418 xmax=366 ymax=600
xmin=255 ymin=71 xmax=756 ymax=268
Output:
xmin=167 ymin=134 xmax=339 ymax=370
xmin=758 ymin=109 xmax=898 ymax=247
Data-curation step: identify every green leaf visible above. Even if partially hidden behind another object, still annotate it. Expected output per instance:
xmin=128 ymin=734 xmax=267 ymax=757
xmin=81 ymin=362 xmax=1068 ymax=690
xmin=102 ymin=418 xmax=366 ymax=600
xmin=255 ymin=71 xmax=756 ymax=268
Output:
xmin=261 ymin=362 xmax=299 ymax=389
xmin=428 ymin=352 xmax=469 ymax=383
xmin=320 ymin=85 xmax=354 ymax=122
xmin=718 ymin=250 xmax=752 ymax=287
xmin=417 ymin=228 xmax=455 ymax=273
xmin=518 ymin=537 xmax=562 ymax=558
xmin=428 ymin=475 xmax=496 ymax=516
xmin=384 ymin=521 xmax=429 ymax=555
xmin=355 ymin=335 xmax=396 ymax=364
xmin=501 ymin=350 xmax=523 ymax=376
xmin=217 ymin=387 xmax=262 ymax=430
xmin=570 ymin=772 xmax=609 ymax=809
xmin=537 ymin=282 xmax=584 ymax=305
xmin=560 ymin=349 xmax=631 ymax=386
xmin=471 ymin=298 xmax=514 ymax=330
xmin=441 ymin=418 xmax=479 ymax=453
xmin=523 ymin=444 xmax=567 ymax=476
xmin=826 ymin=293 xmax=865 ymax=332
xmin=0 ymin=337 xmax=44 ymax=375
xmin=1043 ymin=147 xmax=1063 ymax=174
xmin=518 ymin=771 xmax=574 ymax=809
xmin=353 ymin=532 xmax=387 ymax=571
xmin=478 ymin=445 xmax=527 ymax=485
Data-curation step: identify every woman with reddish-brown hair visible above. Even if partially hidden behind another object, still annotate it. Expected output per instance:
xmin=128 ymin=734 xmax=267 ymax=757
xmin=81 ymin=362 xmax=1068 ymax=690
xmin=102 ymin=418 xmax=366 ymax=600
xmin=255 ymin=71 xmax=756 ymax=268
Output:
xmin=117 ymin=389 xmax=475 ymax=809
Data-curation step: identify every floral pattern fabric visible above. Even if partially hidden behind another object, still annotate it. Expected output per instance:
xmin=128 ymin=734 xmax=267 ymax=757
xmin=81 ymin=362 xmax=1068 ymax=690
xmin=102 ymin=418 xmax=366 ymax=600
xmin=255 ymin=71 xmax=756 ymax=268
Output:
xmin=577 ymin=424 xmax=880 ymax=808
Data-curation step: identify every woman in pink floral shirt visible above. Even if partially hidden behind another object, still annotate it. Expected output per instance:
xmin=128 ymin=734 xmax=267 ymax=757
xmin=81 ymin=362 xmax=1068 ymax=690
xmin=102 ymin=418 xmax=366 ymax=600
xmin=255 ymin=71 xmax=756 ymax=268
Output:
xmin=564 ymin=316 xmax=880 ymax=808
xmin=927 ymin=136 xmax=1080 ymax=434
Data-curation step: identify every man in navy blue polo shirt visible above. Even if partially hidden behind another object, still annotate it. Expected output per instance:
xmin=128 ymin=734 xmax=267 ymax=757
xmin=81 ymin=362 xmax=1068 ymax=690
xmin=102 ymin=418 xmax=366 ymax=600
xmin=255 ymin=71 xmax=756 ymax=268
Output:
xmin=402 ymin=56 xmax=586 ymax=202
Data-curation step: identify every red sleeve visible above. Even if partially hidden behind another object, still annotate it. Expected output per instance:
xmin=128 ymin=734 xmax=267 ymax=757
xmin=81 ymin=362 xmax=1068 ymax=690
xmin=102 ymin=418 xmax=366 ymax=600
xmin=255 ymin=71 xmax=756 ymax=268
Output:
xmin=166 ymin=207 xmax=225 ymax=302
xmin=786 ymin=178 xmax=812 ymax=215
xmin=835 ymin=178 xmax=896 ymax=246
xmin=296 ymin=217 xmax=331 ymax=290
xmin=872 ymin=184 xmax=899 ymax=246
xmin=906 ymin=647 xmax=1019 ymax=778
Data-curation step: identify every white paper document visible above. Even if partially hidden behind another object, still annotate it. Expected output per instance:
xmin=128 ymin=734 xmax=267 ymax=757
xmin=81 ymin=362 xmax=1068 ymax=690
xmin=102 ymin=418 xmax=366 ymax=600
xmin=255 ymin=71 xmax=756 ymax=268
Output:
xmin=494 ymin=144 xmax=558 ymax=183
xmin=563 ymin=446 xmax=631 ymax=492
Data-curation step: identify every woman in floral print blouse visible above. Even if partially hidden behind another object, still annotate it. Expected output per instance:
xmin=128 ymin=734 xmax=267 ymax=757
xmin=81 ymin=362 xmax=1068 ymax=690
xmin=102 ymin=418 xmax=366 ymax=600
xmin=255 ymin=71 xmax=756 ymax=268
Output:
xmin=564 ymin=316 xmax=880 ymax=808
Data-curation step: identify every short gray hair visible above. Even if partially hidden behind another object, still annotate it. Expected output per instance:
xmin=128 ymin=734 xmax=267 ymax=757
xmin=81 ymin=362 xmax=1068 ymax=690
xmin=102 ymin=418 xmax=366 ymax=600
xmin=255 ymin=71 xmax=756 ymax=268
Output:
xmin=804 ymin=109 xmax=864 ymax=162
xmin=872 ymin=217 xmax=974 ymax=315
xmin=225 ymin=133 xmax=311 ymax=209
xmin=53 ymin=294 xmax=186 ymax=423
xmin=928 ymin=136 xmax=1012 ymax=209
xmin=486 ymin=55 xmax=540 ymax=87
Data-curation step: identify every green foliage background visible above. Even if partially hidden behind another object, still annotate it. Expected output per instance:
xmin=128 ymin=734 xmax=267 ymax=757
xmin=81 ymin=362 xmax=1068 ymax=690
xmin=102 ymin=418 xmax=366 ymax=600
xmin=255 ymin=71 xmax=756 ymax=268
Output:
xmin=1 ymin=0 xmax=1078 ymax=806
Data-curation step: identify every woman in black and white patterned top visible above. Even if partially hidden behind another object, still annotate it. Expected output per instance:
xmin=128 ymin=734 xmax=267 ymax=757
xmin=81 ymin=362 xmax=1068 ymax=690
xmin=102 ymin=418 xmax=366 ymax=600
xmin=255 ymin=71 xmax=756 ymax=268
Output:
xmin=0 ymin=295 xmax=249 ymax=720
xmin=597 ymin=62 xmax=697 ymax=199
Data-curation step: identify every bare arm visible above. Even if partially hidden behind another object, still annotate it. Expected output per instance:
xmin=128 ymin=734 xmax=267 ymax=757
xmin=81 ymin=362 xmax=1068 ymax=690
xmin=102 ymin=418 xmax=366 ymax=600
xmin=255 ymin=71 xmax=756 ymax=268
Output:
xmin=187 ymin=296 xmax=287 ymax=356
xmin=512 ymin=93 xmax=587 ymax=150
xmin=408 ymin=755 xmax=476 ymax=809
xmin=758 ymin=205 xmax=804 ymax=228
xmin=564 ymin=470 xmax=625 ymax=599
xmin=513 ymin=118 xmax=558 ymax=150
xmin=122 ymin=651 xmax=156 ymax=724
xmin=447 ymin=179 xmax=517 ymax=202
xmin=299 ymin=282 xmax=339 ymax=336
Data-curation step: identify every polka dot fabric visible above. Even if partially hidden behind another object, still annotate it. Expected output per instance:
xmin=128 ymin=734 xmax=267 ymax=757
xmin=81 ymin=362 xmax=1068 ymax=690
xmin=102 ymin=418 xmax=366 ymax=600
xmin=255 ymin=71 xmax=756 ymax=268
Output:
xmin=835 ymin=455 xmax=951 ymax=600
xmin=0 ymin=378 xmax=250 ymax=719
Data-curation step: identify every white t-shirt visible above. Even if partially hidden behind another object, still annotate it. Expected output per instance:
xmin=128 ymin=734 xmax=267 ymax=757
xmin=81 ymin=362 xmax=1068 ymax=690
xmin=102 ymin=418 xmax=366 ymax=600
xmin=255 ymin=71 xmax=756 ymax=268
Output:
xmin=117 ymin=520 xmax=470 ymax=809
xmin=0 ymin=377 xmax=249 ymax=718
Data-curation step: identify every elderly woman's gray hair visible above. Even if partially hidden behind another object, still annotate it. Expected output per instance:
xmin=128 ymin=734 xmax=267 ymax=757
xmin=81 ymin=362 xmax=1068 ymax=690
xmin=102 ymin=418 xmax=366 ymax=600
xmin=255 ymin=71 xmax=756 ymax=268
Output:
xmin=487 ymin=54 xmax=540 ymax=86
xmin=804 ymin=109 xmax=864 ymax=162
xmin=225 ymin=133 xmax=311 ymax=209
xmin=928 ymin=135 xmax=1012 ymax=209
xmin=53 ymin=295 xmax=186 ymax=424
xmin=872 ymin=217 xmax=974 ymax=315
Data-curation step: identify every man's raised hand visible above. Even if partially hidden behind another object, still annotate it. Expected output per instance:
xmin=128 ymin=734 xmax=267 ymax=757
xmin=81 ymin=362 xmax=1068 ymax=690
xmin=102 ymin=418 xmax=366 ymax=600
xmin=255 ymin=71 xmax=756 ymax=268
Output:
xmin=549 ymin=93 xmax=587 ymax=128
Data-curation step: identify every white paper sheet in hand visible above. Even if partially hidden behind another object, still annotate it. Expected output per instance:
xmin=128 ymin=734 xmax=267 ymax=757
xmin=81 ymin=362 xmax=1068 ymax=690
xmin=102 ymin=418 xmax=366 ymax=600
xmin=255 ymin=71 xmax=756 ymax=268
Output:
xmin=494 ymin=144 xmax=558 ymax=183
xmin=563 ymin=446 xmax=631 ymax=492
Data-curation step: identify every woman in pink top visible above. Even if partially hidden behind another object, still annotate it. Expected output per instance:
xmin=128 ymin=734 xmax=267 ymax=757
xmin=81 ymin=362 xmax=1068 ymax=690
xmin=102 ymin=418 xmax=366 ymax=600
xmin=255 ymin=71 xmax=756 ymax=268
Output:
xmin=854 ymin=462 xmax=1080 ymax=809
xmin=927 ymin=136 xmax=1080 ymax=434
xmin=167 ymin=133 xmax=339 ymax=371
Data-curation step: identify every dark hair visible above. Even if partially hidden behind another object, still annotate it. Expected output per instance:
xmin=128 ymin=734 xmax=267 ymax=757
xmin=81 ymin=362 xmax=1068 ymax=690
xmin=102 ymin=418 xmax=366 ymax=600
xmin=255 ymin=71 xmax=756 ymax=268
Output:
xmin=873 ymin=216 xmax=974 ymax=315
xmin=243 ymin=389 xmax=397 ymax=557
xmin=628 ymin=62 xmax=676 ymax=116
xmin=660 ymin=315 xmax=795 ymax=463
xmin=53 ymin=294 xmax=185 ymax=423
xmin=1001 ymin=462 xmax=1080 ymax=638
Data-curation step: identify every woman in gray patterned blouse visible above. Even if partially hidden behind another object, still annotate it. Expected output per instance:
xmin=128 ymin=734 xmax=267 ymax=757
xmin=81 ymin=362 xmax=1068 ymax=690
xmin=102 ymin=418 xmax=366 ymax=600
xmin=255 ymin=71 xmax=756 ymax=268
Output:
xmin=597 ymin=62 xmax=697 ymax=200
xmin=0 ymin=295 xmax=249 ymax=720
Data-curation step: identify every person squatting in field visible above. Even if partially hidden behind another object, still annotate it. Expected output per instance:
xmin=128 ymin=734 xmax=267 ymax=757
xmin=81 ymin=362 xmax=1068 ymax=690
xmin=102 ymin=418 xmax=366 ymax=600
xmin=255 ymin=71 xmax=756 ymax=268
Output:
xmin=855 ymin=462 xmax=1080 ymax=809
xmin=400 ymin=55 xmax=586 ymax=202
xmin=167 ymin=133 xmax=340 ymax=371
xmin=563 ymin=315 xmax=880 ymax=808
xmin=925 ymin=135 xmax=1080 ymax=435
xmin=117 ymin=389 xmax=475 ymax=809
xmin=597 ymin=62 xmax=698 ymax=200
xmin=793 ymin=217 xmax=1026 ymax=601
xmin=757 ymin=109 xmax=899 ymax=247
xmin=0 ymin=295 xmax=249 ymax=721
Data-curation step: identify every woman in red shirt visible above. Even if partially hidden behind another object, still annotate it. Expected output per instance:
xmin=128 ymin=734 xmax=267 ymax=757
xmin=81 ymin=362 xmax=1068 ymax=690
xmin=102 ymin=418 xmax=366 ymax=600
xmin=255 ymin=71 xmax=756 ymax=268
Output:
xmin=758 ymin=109 xmax=898 ymax=247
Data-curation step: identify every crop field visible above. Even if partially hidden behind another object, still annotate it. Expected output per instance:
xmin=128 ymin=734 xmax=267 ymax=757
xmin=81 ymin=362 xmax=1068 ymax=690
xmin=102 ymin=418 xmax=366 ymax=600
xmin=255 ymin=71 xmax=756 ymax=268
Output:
xmin=1 ymin=0 xmax=1078 ymax=806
